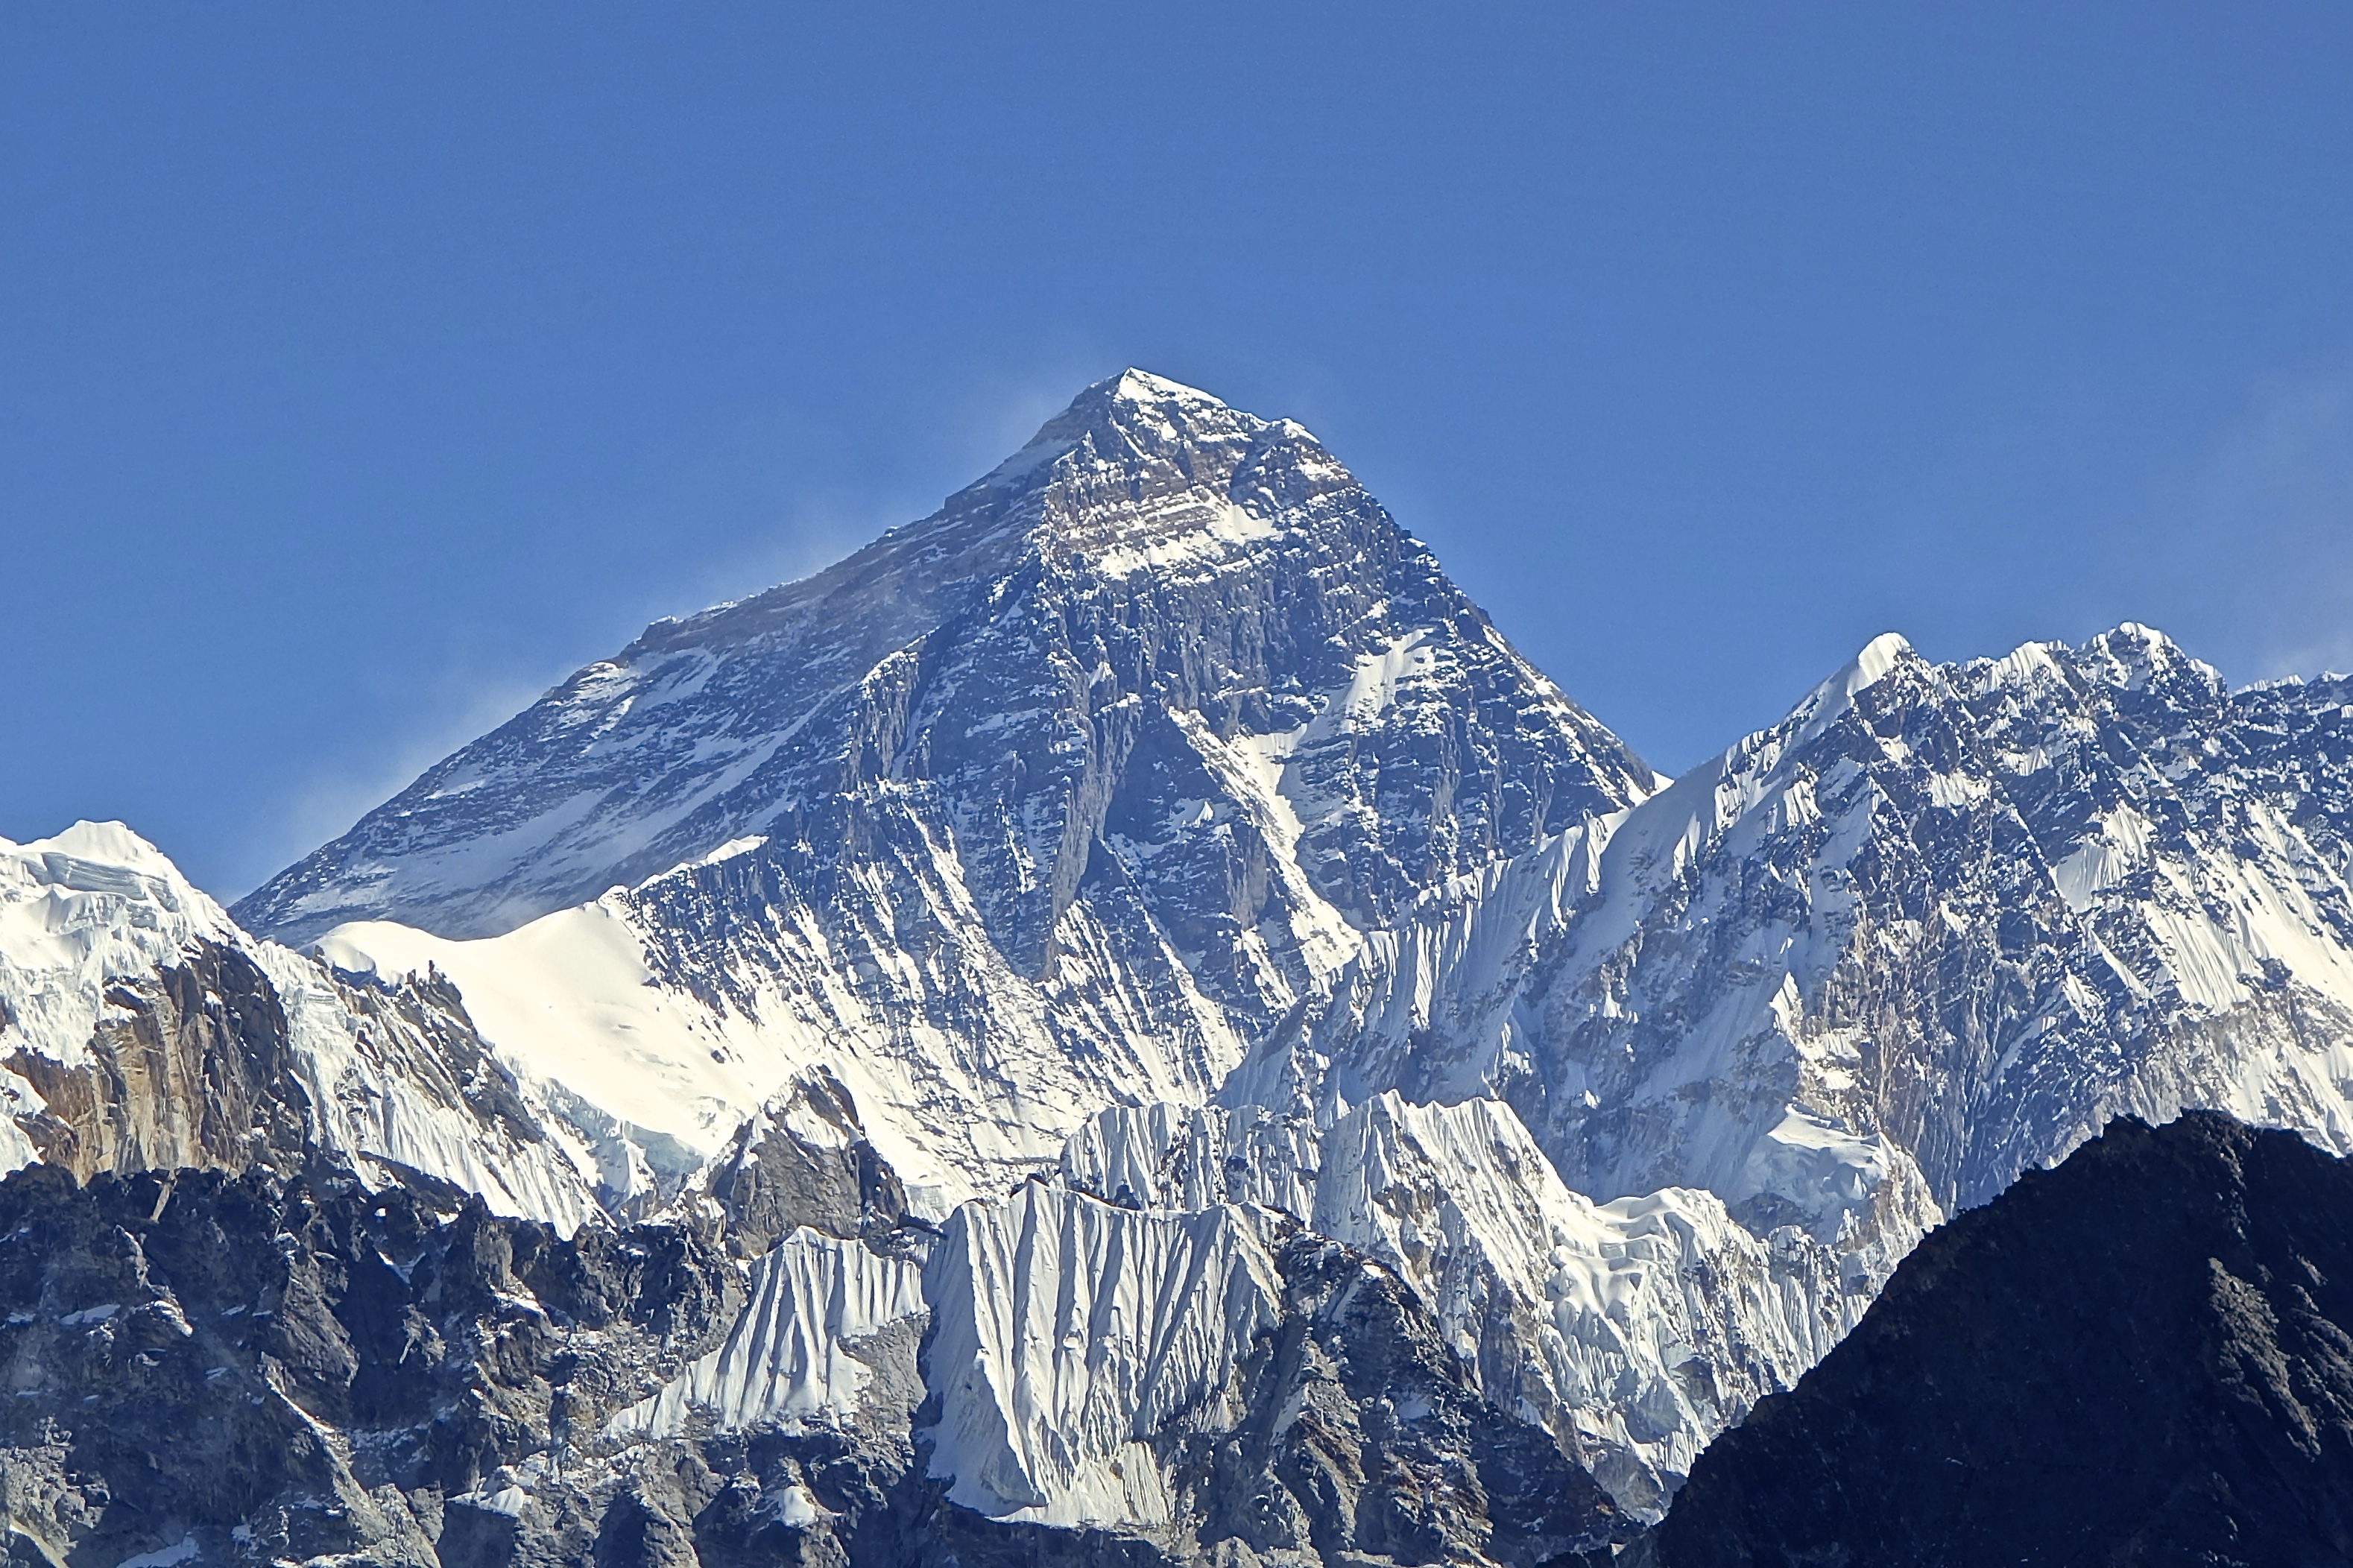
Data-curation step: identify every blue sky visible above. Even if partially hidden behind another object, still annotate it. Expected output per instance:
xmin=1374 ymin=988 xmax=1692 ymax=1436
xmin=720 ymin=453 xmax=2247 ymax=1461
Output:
xmin=7 ymin=4 xmax=2353 ymax=895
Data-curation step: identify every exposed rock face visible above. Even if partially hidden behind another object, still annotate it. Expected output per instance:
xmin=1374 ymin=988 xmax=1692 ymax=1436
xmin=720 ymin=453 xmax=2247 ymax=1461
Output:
xmin=1174 ymin=1230 xmax=1625 ymax=1568
xmin=0 ymin=1160 xmax=742 ymax=1568
xmin=5 ymin=934 xmax=309 ymax=1181
xmin=1640 ymin=1112 xmax=2353 ymax=1567
xmin=683 ymin=1069 xmax=915 ymax=1261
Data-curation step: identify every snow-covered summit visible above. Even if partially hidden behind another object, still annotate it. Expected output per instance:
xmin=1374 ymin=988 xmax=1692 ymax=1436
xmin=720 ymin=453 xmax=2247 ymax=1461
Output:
xmin=966 ymin=367 xmax=1296 ymax=496
xmin=236 ymin=369 xmax=1651 ymax=949
xmin=2 ymin=820 xmax=233 ymax=962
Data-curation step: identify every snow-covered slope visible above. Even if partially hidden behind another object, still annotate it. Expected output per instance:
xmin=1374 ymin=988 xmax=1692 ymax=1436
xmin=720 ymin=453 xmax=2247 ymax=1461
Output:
xmin=1245 ymin=626 xmax=2353 ymax=1290
xmin=1058 ymin=1093 xmax=1910 ymax=1514
xmin=0 ymin=822 xmax=600 ymax=1228
xmin=280 ymin=370 xmax=1656 ymax=1214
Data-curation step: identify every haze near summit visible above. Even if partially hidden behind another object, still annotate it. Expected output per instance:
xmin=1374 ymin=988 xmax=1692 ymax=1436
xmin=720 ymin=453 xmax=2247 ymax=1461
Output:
xmin=6 ymin=6 xmax=2352 ymax=897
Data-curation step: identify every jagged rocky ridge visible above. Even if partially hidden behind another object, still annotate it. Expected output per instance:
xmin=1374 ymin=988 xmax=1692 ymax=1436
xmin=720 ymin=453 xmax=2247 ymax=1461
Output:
xmin=1231 ymin=626 xmax=2353 ymax=1422
xmin=10 ymin=371 xmax=2353 ymax=1561
xmin=1637 ymin=1112 xmax=2353 ymax=1567
xmin=1254 ymin=628 xmax=2353 ymax=1219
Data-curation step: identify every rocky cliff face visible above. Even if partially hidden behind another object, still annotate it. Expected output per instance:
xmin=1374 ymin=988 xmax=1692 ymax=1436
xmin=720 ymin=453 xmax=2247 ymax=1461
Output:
xmin=1638 ymin=1112 xmax=2353 ymax=1567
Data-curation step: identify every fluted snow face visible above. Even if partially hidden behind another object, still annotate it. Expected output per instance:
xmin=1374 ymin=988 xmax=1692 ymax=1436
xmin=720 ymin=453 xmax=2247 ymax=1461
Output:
xmin=920 ymin=1182 xmax=1287 ymax=1527
xmin=0 ymin=823 xmax=600 ymax=1229
xmin=616 ymin=1227 xmax=925 ymax=1438
xmin=1057 ymin=1092 xmax=1915 ymax=1515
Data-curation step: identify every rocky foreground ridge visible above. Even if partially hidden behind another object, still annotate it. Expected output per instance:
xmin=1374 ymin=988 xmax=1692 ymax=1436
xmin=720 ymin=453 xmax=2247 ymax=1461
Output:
xmin=0 ymin=1153 xmax=1627 ymax=1568
xmin=5 ymin=372 xmax=2353 ymax=1563
xmin=1639 ymin=1112 xmax=2353 ymax=1567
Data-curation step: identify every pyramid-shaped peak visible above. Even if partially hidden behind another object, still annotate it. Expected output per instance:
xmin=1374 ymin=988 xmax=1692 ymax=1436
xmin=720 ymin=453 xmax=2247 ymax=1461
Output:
xmin=1048 ymin=367 xmax=1252 ymax=426
xmin=1002 ymin=367 xmax=1306 ymax=467
xmin=1033 ymin=367 xmax=1240 ymax=435
xmin=1105 ymin=367 xmax=1225 ymax=406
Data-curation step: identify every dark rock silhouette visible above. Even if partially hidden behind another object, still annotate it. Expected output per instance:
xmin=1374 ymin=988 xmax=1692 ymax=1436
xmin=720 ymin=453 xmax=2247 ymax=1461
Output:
xmin=1642 ymin=1112 xmax=2353 ymax=1567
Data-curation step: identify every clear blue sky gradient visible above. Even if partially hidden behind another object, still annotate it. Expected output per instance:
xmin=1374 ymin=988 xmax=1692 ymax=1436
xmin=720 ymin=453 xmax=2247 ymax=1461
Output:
xmin=8 ymin=5 xmax=2353 ymax=895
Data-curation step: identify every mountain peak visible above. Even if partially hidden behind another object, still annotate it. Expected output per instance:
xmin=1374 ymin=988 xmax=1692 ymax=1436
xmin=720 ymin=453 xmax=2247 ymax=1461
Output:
xmin=2 ymin=820 xmax=228 ymax=935
xmin=14 ymin=820 xmax=184 ymax=882
xmin=1070 ymin=366 xmax=1240 ymax=422
xmin=1108 ymin=365 xmax=1219 ymax=404
xmin=235 ymin=371 xmax=1650 ymax=946
xmin=972 ymin=367 xmax=1295 ymax=499
xmin=1848 ymin=630 xmax=1913 ymax=686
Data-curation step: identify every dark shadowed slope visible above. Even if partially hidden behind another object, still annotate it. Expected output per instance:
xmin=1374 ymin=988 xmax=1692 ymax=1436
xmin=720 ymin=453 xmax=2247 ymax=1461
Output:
xmin=1642 ymin=1111 xmax=2353 ymax=1568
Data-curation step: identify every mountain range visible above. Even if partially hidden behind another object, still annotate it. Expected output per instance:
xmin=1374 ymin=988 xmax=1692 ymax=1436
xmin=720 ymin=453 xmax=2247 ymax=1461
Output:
xmin=4 ymin=370 xmax=2352 ymax=1565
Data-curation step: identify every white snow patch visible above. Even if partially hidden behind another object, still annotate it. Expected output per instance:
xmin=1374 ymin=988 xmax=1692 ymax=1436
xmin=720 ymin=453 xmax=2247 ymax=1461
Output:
xmin=113 ymin=1534 xmax=199 ymax=1568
